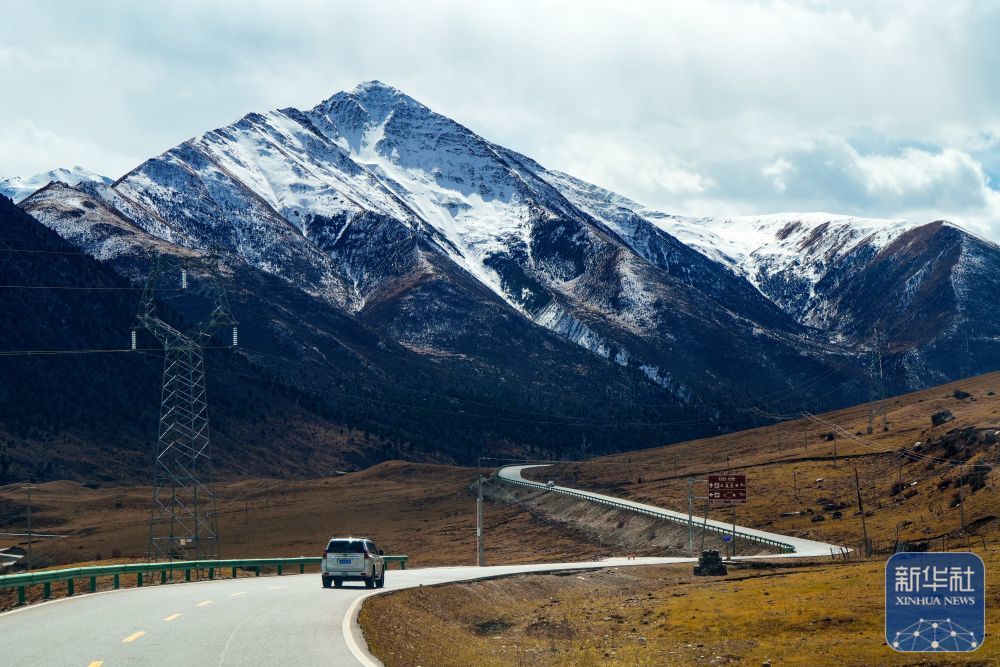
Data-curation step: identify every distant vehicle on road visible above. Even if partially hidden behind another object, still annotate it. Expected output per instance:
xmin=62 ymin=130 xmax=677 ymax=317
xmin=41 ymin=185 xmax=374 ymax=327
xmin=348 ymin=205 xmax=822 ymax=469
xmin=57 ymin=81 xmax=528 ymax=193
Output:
xmin=546 ymin=480 xmax=556 ymax=488
xmin=322 ymin=537 xmax=385 ymax=589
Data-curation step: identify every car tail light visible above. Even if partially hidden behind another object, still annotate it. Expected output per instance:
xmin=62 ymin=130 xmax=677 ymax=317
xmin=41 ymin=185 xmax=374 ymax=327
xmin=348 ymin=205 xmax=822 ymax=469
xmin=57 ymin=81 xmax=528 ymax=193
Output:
xmin=363 ymin=550 xmax=371 ymax=560
xmin=323 ymin=550 xmax=328 ymax=558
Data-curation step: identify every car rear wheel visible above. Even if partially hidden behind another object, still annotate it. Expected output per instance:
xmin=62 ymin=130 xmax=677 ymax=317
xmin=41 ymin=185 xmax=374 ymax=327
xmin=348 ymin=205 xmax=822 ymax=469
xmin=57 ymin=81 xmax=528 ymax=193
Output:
xmin=376 ymin=568 xmax=385 ymax=589
xmin=322 ymin=575 xmax=332 ymax=589
xmin=365 ymin=568 xmax=376 ymax=589
xmin=333 ymin=577 xmax=343 ymax=588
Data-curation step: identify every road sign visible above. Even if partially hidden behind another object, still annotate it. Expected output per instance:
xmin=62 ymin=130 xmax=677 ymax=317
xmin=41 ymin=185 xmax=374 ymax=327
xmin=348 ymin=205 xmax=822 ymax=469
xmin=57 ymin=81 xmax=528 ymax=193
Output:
xmin=708 ymin=474 xmax=746 ymax=505
xmin=722 ymin=534 xmax=733 ymax=543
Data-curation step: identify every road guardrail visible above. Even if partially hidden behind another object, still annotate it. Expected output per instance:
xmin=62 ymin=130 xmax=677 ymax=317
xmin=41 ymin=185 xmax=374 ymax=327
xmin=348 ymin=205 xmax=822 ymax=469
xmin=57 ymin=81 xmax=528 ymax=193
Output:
xmin=499 ymin=473 xmax=795 ymax=554
xmin=0 ymin=554 xmax=408 ymax=606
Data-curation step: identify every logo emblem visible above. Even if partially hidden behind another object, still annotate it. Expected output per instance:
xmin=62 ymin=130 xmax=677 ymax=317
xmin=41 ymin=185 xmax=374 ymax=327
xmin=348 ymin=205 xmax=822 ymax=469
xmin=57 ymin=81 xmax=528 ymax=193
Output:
xmin=886 ymin=552 xmax=985 ymax=652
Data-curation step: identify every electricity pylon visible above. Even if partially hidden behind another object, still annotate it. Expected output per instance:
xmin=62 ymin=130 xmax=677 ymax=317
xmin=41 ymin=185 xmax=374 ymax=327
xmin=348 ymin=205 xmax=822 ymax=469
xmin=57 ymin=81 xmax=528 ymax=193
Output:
xmin=134 ymin=254 xmax=237 ymax=562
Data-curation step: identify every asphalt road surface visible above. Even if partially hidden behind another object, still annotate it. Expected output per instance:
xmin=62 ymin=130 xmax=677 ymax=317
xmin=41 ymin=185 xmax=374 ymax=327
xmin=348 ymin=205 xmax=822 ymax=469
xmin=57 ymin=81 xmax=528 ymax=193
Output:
xmin=499 ymin=464 xmax=846 ymax=557
xmin=2 ymin=466 xmax=846 ymax=665
xmin=0 ymin=557 xmax=690 ymax=666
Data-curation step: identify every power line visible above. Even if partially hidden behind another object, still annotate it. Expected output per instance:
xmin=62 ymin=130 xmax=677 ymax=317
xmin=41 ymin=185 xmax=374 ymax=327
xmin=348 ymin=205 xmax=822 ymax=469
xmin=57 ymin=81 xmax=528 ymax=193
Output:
xmin=239 ymin=346 xmax=729 ymax=427
xmin=0 ymin=284 xmax=180 ymax=291
xmin=0 ymin=345 xmax=232 ymax=358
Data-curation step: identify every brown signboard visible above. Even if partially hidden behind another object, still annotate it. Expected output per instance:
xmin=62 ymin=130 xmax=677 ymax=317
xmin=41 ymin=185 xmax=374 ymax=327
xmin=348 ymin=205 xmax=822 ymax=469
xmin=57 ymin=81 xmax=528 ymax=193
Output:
xmin=708 ymin=474 xmax=747 ymax=505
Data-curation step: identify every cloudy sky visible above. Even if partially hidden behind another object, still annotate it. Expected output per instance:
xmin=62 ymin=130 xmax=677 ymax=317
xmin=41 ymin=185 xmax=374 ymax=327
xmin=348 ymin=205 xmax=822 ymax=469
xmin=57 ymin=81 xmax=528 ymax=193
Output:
xmin=2 ymin=1 xmax=999 ymax=238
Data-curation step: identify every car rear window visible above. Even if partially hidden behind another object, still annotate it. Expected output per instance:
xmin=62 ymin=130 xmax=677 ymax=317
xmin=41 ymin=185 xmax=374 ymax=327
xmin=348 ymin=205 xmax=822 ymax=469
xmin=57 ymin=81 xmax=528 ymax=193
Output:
xmin=327 ymin=539 xmax=365 ymax=553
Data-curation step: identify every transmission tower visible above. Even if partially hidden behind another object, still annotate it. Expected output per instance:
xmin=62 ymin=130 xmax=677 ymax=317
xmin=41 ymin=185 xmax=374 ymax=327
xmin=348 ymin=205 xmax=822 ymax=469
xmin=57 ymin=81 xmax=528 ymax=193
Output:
xmin=134 ymin=254 xmax=237 ymax=562
xmin=867 ymin=325 xmax=888 ymax=434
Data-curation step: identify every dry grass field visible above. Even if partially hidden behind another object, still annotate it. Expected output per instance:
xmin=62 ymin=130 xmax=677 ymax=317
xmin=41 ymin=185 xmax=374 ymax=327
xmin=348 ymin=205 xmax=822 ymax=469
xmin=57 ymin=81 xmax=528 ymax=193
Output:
xmin=363 ymin=553 xmax=1000 ymax=666
xmin=0 ymin=461 xmax=605 ymax=609
xmin=529 ymin=372 xmax=1000 ymax=554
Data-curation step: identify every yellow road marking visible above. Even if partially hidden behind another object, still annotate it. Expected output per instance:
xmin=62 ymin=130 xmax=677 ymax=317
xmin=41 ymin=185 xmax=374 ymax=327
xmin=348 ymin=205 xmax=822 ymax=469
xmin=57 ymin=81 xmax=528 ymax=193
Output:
xmin=196 ymin=600 xmax=213 ymax=607
xmin=163 ymin=613 xmax=181 ymax=622
xmin=87 ymin=662 xmax=104 ymax=667
xmin=230 ymin=592 xmax=247 ymax=597
xmin=122 ymin=631 xmax=145 ymax=643
xmin=268 ymin=585 xmax=287 ymax=590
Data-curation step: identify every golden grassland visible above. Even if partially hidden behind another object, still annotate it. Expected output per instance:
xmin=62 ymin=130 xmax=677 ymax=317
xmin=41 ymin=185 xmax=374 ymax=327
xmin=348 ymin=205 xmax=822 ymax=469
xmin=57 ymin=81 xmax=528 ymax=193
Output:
xmin=362 ymin=553 xmax=1000 ymax=667
xmin=0 ymin=461 xmax=605 ymax=609
xmin=534 ymin=372 xmax=1000 ymax=554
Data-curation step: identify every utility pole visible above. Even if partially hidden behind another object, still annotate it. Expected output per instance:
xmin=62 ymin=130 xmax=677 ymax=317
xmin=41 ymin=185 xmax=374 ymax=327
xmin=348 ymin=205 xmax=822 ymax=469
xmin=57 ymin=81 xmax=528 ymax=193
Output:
xmin=876 ymin=328 xmax=888 ymax=431
xmin=21 ymin=484 xmax=37 ymax=571
xmin=476 ymin=458 xmax=484 ymax=566
xmin=687 ymin=477 xmax=694 ymax=557
xmin=135 ymin=253 xmax=237 ymax=563
xmin=731 ymin=506 xmax=737 ymax=559
xmin=833 ymin=435 xmax=838 ymax=470
xmin=793 ymin=470 xmax=798 ymax=500
xmin=959 ymin=462 xmax=966 ymax=533
xmin=854 ymin=467 xmax=870 ymax=558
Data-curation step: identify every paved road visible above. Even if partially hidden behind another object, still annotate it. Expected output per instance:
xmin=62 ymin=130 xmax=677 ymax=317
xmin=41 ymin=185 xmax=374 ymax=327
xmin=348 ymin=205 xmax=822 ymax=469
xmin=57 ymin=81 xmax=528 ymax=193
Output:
xmin=499 ymin=464 xmax=846 ymax=557
xmin=0 ymin=557 xmax=690 ymax=666
xmin=2 ymin=466 xmax=845 ymax=665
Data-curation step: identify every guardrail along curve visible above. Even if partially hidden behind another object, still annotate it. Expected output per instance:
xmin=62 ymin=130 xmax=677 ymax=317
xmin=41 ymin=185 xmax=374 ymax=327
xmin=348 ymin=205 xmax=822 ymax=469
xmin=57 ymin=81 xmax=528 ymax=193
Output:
xmin=0 ymin=555 xmax=409 ymax=606
xmin=498 ymin=472 xmax=795 ymax=554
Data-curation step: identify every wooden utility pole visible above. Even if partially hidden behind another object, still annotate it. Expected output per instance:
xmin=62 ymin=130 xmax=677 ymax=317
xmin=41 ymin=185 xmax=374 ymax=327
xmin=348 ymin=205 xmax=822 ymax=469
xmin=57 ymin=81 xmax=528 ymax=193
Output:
xmin=793 ymin=470 xmax=799 ymax=500
xmin=959 ymin=462 xmax=966 ymax=533
xmin=854 ymin=467 xmax=870 ymax=558
xmin=476 ymin=463 xmax=484 ymax=566
xmin=833 ymin=435 xmax=838 ymax=470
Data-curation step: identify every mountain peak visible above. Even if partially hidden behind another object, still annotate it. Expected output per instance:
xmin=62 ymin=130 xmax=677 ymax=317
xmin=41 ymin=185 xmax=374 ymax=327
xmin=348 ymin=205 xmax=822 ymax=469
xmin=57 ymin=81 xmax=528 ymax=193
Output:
xmin=313 ymin=81 xmax=426 ymax=124
xmin=0 ymin=166 xmax=110 ymax=204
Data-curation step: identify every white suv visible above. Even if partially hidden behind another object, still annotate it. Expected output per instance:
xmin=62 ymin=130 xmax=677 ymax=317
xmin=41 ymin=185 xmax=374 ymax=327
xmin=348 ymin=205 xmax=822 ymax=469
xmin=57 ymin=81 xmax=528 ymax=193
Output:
xmin=321 ymin=537 xmax=385 ymax=589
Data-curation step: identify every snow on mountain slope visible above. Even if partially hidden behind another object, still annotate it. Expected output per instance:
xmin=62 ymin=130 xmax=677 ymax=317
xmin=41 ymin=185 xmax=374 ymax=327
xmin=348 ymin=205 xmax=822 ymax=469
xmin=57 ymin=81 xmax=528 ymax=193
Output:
xmin=24 ymin=80 xmax=1000 ymax=409
xmin=541 ymin=169 xmax=922 ymax=329
xmin=0 ymin=166 xmax=110 ymax=203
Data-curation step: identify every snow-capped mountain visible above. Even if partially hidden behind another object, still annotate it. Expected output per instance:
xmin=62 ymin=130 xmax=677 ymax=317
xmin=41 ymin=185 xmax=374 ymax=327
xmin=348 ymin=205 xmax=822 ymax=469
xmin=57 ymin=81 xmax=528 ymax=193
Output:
xmin=16 ymin=81 xmax=1000 ymax=435
xmin=0 ymin=166 xmax=110 ymax=203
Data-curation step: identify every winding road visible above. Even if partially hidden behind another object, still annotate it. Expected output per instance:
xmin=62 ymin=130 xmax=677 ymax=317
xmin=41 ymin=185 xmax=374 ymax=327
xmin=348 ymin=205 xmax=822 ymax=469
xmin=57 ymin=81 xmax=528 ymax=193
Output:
xmin=499 ymin=464 xmax=844 ymax=558
xmin=0 ymin=465 xmax=846 ymax=665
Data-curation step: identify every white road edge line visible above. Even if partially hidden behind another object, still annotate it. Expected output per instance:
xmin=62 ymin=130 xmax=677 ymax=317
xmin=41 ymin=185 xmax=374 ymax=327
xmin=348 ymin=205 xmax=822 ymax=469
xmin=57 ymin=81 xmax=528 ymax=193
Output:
xmin=343 ymin=591 xmax=382 ymax=667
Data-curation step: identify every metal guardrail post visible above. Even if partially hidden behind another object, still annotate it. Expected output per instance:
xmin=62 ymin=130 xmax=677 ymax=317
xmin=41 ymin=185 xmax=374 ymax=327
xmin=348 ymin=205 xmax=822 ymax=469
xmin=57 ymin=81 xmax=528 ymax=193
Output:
xmin=89 ymin=576 xmax=97 ymax=593
xmin=67 ymin=579 xmax=74 ymax=596
xmin=113 ymin=574 xmax=120 ymax=589
xmin=17 ymin=586 xmax=25 ymax=605
xmin=43 ymin=582 xmax=50 ymax=599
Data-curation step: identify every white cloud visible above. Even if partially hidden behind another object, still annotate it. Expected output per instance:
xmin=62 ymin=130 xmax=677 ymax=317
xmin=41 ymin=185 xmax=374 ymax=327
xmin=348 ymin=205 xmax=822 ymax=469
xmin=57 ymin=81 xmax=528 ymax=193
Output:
xmin=1 ymin=1 xmax=999 ymax=238
xmin=762 ymin=158 xmax=795 ymax=193
xmin=0 ymin=119 xmax=130 ymax=180
xmin=540 ymin=133 xmax=715 ymax=202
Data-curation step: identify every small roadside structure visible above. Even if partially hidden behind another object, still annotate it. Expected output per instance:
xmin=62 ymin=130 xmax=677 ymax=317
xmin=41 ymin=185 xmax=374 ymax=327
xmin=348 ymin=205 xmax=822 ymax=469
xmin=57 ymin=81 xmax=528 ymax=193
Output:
xmin=693 ymin=549 xmax=728 ymax=576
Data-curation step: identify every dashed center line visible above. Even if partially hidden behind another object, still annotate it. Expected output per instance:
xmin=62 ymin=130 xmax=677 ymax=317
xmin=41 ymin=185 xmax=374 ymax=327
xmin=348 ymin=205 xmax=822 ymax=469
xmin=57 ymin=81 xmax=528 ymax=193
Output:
xmin=163 ymin=613 xmax=181 ymax=622
xmin=87 ymin=661 xmax=104 ymax=667
xmin=122 ymin=631 xmax=146 ymax=643
xmin=268 ymin=585 xmax=287 ymax=590
xmin=196 ymin=600 xmax=213 ymax=607
xmin=230 ymin=591 xmax=247 ymax=597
